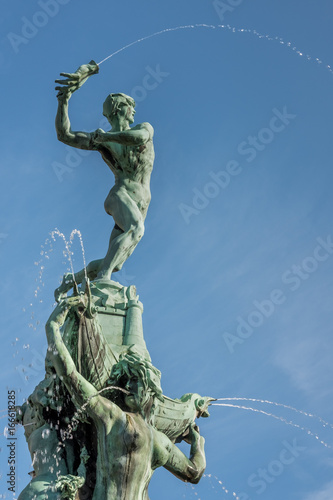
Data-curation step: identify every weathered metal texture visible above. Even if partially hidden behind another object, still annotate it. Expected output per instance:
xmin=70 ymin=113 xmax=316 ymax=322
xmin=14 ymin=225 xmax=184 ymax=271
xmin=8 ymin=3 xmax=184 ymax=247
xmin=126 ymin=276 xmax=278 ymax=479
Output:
xmin=16 ymin=59 xmax=213 ymax=500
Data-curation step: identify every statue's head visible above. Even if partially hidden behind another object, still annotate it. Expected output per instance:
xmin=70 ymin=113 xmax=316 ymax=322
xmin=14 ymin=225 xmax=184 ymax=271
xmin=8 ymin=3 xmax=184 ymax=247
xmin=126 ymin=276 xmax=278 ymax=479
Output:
xmin=107 ymin=350 xmax=163 ymax=421
xmin=103 ymin=93 xmax=136 ymax=125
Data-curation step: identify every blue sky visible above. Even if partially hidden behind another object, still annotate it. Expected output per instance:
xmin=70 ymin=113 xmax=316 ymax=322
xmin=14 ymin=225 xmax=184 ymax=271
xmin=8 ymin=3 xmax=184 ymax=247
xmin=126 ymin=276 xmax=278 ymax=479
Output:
xmin=1 ymin=0 xmax=333 ymax=498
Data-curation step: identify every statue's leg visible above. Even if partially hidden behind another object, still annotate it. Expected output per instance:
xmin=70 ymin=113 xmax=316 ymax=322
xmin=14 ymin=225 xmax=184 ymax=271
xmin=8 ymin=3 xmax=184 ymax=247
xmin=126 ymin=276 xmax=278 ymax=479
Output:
xmin=105 ymin=225 xmax=123 ymax=273
xmin=97 ymin=191 xmax=144 ymax=280
xmin=54 ymin=259 xmax=103 ymax=302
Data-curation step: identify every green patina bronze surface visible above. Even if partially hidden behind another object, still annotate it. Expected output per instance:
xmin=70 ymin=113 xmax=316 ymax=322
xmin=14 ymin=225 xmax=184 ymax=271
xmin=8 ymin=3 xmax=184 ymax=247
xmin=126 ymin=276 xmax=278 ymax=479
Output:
xmin=55 ymin=60 xmax=154 ymax=285
xmin=16 ymin=60 xmax=214 ymax=500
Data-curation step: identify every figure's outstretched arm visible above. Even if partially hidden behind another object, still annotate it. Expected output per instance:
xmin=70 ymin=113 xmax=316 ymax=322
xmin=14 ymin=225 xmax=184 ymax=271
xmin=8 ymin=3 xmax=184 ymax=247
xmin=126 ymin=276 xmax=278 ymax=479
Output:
xmin=45 ymin=297 xmax=123 ymax=422
xmin=163 ymin=424 xmax=206 ymax=484
xmin=93 ymin=122 xmax=154 ymax=147
xmin=55 ymin=61 xmax=99 ymax=150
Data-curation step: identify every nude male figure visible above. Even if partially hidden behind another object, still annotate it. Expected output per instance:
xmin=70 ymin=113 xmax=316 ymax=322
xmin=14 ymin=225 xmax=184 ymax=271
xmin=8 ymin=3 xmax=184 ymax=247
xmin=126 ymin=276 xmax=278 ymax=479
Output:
xmin=55 ymin=61 xmax=154 ymax=296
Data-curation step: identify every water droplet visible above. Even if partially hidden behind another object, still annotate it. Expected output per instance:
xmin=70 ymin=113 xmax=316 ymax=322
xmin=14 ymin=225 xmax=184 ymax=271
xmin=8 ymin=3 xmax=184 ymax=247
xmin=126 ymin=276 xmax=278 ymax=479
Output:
xmin=42 ymin=428 xmax=50 ymax=439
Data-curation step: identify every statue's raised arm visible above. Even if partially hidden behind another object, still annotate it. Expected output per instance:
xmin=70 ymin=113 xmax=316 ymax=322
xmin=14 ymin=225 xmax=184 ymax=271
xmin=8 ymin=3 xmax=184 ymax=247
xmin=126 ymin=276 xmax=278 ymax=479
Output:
xmin=55 ymin=60 xmax=99 ymax=149
xmin=45 ymin=296 xmax=123 ymax=421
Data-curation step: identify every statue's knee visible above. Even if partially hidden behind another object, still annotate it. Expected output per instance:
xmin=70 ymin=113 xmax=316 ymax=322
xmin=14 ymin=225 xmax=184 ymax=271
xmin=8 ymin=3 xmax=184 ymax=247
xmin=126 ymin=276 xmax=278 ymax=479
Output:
xmin=131 ymin=222 xmax=144 ymax=242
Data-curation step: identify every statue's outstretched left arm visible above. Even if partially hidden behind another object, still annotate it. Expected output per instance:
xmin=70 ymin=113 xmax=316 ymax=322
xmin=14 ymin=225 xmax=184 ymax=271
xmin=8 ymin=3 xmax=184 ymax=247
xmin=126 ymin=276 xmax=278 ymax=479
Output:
xmin=163 ymin=424 xmax=206 ymax=484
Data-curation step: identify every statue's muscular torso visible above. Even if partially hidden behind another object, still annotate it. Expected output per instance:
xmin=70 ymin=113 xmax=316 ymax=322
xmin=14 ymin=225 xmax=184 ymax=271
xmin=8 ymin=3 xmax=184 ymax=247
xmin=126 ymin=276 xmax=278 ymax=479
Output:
xmin=94 ymin=123 xmax=155 ymax=218
xmin=93 ymin=411 xmax=171 ymax=500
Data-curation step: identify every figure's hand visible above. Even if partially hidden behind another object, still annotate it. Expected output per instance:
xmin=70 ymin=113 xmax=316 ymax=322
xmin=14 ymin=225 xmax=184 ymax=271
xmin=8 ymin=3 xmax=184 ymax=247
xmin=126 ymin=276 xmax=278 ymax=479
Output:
xmin=54 ymin=272 xmax=75 ymax=303
xmin=52 ymin=295 xmax=88 ymax=325
xmin=93 ymin=128 xmax=106 ymax=144
xmin=188 ymin=423 xmax=200 ymax=442
xmin=55 ymin=60 xmax=99 ymax=99
xmin=181 ymin=422 xmax=201 ymax=445
xmin=58 ymin=295 xmax=87 ymax=313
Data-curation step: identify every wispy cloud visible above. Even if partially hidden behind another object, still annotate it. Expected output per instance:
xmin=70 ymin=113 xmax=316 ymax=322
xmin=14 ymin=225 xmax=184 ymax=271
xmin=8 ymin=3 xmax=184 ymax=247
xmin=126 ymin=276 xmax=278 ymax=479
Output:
xmin=304 ymin=481 xmax=333 ymax=500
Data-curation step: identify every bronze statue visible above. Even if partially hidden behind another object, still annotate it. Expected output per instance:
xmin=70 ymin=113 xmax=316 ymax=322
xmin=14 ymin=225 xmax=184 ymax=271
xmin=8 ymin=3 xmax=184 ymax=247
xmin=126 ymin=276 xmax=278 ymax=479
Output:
xmin=55 ymin=61 xmax=154 ymax=296
xmin=15 ymin=59 xmax=213 ymax=500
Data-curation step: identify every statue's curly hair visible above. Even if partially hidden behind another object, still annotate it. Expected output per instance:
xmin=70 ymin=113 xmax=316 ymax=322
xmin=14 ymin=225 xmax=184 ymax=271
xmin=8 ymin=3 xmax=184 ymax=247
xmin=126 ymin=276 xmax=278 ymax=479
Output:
xmin=106 ymin=349 xmax=164 ymax=423
xmin=103 ymin=93 xmax=135 ymax=119
xmin=108 ymin=349 xmax=164 ymax=403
